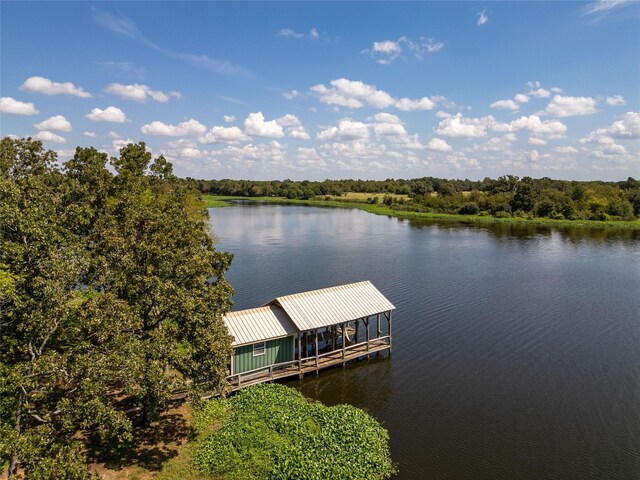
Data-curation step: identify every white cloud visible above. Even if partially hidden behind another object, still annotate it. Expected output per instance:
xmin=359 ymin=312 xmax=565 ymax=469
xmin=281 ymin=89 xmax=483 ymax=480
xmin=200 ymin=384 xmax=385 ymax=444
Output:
xmin=312 ymin=78 xmax=395 ymax=109
xmin=34 ymin=115 xmax=72 ymax=132
xmin=86 ymin=106 xmax=127 ymax=123
xmin=490 ymin=99 xmax=519 ymax=110
xmin=514 ymin=93 xmax=529 ymax=103
xmin=435 ymin=113 xmax=493 ymax=138
xmin=35 ymin=130 xmax=65 ymax=143
xmin=83 ymin=131 xmax=97 ymax=138
xmin=279 ymin=28 xmax=320 ymax=40
xmin=283 ymin=89 xmax=300 ymax=100
xmin=373 ymin=122 xmax=407 ymax=137
xmin=606 ymin=95 xmax=626 ymax=106
xmin=20 ymin=76 xmax=91 ymax=98
xmin=317 ymin=119 xmax=370 ymax=142
xmin=477 ymin=9 xmax=488 ymax=25
xmin=426 ymin=138 xmax=452 ymax=152
xmin=296 ymin=147 xmax=327 ymax=170
xmin=199 ymin=126 xmax=249 ymax=144
xmin=396 ymin=97 xmax=436 ymax=111
xmin=106 ymin=83 xmax=180 ymax=102
xmin=436 ymin=111 xmax=452 ymax=119
xmin=494 ymin=115 xmax=567 ymax=137
xmin=108 ymin=131 xmax=121 ymax=139
xmin=311 ymin=78 xmax=443 ymax=112
xmin=0 ymin=97 xmax=39 ymax=115
xmin=580 ymin=112 xmax=640 ymax=145
xmin=223 ymin=115 xmax=236 ymax=123
xmin=140 ymin=119 xmax=207 ymax=136
xmin=544 ymin=95 xmax=598 ymax=117
xmin=372 ymin=112 xmax=403 ymax=124
xmin=244 ymin=112 xmax=285 ymax=138
xmin=364 ymin=36 xmax=445 ymax=64
xmin=583 ymin=0 xmax=636 ymax=15
xmin=528 ymin=88 xmax=551 ymax=98
xmin=528 ymin=137 xmax=548 ymax=146
xmin=275 ymin=114 xmax=310 ymax=139
xmin=555 ymin=146 xmax=578 ymax=153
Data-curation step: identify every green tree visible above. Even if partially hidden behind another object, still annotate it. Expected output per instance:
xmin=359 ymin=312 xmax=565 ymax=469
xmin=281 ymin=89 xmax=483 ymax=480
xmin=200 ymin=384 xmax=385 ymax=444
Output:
xmin=0 ymin=139 xmax=234 ymax=476
xmin=89 ymin=143 xmax=234 ymax=427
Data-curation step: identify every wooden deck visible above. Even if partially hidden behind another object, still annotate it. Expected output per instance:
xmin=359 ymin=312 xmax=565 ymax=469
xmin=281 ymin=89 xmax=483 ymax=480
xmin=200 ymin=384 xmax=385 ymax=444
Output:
xmin=227 ymin=336 xmax=391 ymax=392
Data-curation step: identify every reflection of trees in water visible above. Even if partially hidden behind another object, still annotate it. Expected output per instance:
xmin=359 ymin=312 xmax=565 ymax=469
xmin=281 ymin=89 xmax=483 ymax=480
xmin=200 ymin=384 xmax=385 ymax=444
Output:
xmin=406 ymin=218 xmax=640 ymax=243
xmin=286 ymin=356 xmax=393 ymax=414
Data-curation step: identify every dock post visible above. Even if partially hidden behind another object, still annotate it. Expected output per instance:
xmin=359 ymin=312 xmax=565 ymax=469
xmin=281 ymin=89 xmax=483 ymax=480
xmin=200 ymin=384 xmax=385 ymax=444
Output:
xmin=342 ymin=322 xmax=346 ymax=367
xmin=298 ymin=334 xmax=303 ymax=379
xmin=365 ymin=317 xmax=370 ymax=355
xmin=388 ymin=310 xmax=393 ymax=354
xmin=314 ymin=329 xmax=319 ymax=374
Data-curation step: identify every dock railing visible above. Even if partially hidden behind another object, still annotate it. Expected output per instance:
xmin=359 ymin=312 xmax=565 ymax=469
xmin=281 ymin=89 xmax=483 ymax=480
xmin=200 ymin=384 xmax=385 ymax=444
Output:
xmin=227 ymin=335 xmax=390 ymax=391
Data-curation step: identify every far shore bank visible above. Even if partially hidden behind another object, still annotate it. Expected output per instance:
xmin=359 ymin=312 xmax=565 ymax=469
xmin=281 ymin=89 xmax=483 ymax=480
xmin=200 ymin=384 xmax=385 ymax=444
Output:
xmin=202 ymin=195 xmax=640 ymax=230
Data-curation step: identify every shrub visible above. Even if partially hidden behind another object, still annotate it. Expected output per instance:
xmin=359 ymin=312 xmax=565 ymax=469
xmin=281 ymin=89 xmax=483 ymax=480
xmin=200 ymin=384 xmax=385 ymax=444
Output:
xmin=193 ymin=384 xmax=396 ymax=480
xmin=458 ymin=202 xmax=480 ymax=215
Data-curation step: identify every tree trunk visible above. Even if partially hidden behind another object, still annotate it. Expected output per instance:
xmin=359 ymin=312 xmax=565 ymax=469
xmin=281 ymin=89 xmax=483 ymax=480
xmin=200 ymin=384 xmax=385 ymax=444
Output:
xmin=8 ymin=389 xmax=24 ymax=478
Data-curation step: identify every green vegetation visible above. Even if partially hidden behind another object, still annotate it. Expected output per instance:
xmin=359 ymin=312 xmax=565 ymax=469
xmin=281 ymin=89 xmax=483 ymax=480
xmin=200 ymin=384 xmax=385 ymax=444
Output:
xmin=189 ymin=384 xmax=395 ymax=480
xmin=0 ymin=138 xmax=233 ymax=478
xmin=197 ymin=175 xmax=640 ymax=229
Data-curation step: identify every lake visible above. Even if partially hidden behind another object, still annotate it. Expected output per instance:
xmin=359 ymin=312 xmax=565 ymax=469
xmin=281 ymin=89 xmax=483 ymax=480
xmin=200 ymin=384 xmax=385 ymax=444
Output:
xmin=210 ymin=203 xmax=640 ymax=480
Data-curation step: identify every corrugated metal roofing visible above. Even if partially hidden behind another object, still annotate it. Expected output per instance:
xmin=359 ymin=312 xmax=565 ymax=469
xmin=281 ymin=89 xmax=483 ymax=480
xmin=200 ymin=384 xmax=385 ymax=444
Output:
xmin=271 ymin=280 xmax=395 ymax=331
xmin=224 ymin=305 xmax=298 ymax=347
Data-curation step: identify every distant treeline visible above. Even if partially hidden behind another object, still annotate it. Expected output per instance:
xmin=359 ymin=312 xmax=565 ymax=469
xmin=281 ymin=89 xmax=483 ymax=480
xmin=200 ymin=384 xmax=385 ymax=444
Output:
xmin=191 ymin=176 xmax=640 ymax=221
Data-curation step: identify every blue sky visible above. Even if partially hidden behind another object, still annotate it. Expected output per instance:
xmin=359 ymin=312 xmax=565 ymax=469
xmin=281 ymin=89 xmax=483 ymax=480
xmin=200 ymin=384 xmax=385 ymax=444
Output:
xmin=1 ymin=1 xmax=638 ymax=181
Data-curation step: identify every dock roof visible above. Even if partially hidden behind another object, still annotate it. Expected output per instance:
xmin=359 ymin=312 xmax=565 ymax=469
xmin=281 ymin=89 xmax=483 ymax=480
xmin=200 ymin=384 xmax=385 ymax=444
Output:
xmin=271 ymin=281 xmax=395 ymax=331
xmin=224 ymin=305 xmax=297 ymax=347
xmin=223 ymin=281 xmax=395 ymax=346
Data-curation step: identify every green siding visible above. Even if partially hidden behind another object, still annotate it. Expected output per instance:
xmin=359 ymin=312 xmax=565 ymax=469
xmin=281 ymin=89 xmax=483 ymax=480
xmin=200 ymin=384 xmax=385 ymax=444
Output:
xmin=233 ymin=336 xmax=294 ymax=375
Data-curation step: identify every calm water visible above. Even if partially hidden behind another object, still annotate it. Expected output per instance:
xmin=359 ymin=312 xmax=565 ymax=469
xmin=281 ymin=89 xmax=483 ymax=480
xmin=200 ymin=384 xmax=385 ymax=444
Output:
xmin=211 ymin=203 xmax=640 ymax=480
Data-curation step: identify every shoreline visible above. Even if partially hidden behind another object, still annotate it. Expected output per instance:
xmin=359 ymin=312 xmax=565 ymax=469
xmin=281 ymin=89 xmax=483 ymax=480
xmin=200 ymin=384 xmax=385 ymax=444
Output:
xmin=202 ymin=195 xmax=640 ymax=230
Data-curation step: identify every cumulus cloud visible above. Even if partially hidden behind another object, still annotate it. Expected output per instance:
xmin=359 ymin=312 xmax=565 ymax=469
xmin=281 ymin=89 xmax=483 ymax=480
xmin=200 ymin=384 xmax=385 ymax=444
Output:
xmin=223 ymin=115 xmax=236 ymax=123
xmin=311 ymin=78 xmax=442 ymax=111
xmin=529 ymin=88 xmax=551 ymax=98
xmin=477 ymin=9 xmax=489 ymax=25
xmin=83 ymin=131 xmax=97 ymax=138
xmin=364 ymin=36 xmax=444 ymax=64
xmin=528 ymin=137 xmax=548 ymax=146
xmin=85 ymin=106 xmax=127 ymax=122
xmin=34 ymin=115 xmax=72 ymax=132
xmin=0 ymin=97 xmax=39 ymax=115
xmin=275 ymin=114 xmax=310 ymax=139
xmin=106 ymin=83 xmax=180 ymax=102
xmin=35 ymin=130 xmax=66 ymax=143
xmin=544 ymin=95 xmax=598 ymax=117
xmin=396 ymin=97 xmax=436 ymax=111
xmin=606 ymin=95 xmax=626 ymax=106
xmin=140 ymin=119 xmax=207 ymax=136
xmin=244 ymin=112 xmax=285 ymax=138
xmin=490 ymin=99 xmax=519 ymax=110
xmin=199 ymin=126 xmax=249 ymax=144
xmin=580 ymin=112 xmax=640 ymax=144
xmin=317 ymin=119 xmax=370 ymax=142
xmin=435 ymin=113 xmax=494 ymax=138
xmin=514 ymin=93 xmax=529 ymax=103
xmin=555 ymin=146 xmax=578 ymax=153
xmin=20 ymin=76 xmax=91 ymax=97
xmin=494 ymin=115 xmax=567 ymax=137
xmin=426 ymin=138 xmax=453 ymax=152
xmin=283 ymin=90 xmax=300 ymax=100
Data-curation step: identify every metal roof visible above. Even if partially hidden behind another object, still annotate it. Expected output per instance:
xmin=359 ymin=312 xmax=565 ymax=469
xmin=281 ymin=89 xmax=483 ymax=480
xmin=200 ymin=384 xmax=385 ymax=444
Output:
xmin=271 ymin=280 xmax=395 ymax=331
xmin=224 ymin=305 xmax=298 ymax=347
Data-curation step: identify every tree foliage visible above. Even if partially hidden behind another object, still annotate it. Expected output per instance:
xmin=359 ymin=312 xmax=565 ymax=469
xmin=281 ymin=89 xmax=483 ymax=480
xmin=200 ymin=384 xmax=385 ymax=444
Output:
xmin=193 ymin=384 xmax=396 ymax=480
xmin=0 ymin=137 xmax=233 ymax=478
xmin=195 ymin=175 xmax=640 ymax=221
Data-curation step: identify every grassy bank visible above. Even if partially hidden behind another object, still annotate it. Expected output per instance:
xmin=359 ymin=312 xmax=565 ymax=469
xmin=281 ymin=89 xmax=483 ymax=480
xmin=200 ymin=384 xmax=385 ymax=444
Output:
xmin=202 ymin=195 xmax=640 ymax=230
